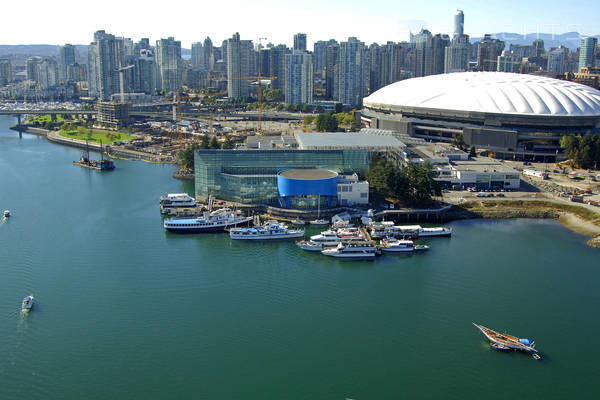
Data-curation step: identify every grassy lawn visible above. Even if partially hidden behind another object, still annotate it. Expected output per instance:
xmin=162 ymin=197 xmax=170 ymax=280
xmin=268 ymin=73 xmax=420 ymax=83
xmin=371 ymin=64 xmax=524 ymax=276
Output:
xmin=28 ymin=114 xmax=66 ymax=124
xmin=59 ymin=128 xmax=135 ymax=145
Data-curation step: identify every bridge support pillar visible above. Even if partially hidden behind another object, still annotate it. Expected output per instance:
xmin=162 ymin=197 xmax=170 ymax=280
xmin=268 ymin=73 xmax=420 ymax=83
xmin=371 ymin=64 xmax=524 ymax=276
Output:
xmin=17 ymin=114 xmax=22 ymax=138
xmin=51 ymin=114 xmax=57 ymax=122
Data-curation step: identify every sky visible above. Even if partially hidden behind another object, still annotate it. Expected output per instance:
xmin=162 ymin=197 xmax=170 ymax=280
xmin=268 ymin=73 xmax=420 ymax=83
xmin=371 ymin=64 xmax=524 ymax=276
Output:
xmin=0 ymin=0 xmax=598 ymax=48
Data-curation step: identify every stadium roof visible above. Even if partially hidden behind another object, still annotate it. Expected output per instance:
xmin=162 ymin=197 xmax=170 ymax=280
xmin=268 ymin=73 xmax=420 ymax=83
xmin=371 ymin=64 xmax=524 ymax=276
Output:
xmin=363 ymin=72 xmax=600 ymax=117
xmin=296 ymin=132 xmax=405 ymax=149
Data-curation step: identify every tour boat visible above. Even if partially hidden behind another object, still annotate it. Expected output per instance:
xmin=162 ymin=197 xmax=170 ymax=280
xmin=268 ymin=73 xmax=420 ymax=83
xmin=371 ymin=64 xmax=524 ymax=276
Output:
xmin=3 ymin=210 xmax=10 ymax=217
xmin=21 ymin=295 xmax=34 ymax=311
xmin=321 ymin=241 xmax=377 ymax=259
xmin=159 ymin=193 xmax=196 ymax=213
xmin=379 ymin=238 xmax=414 ymax=253
xmin=229 ymin=221 xmax=304 ymax=240
xmin=473 ymin=323 xmax=538 ymax=354
xmin=163 ymin=208 xmax=251 ymax=233
xmin=370 ymin=223 xmax=452 ymax=238
xmin=417 ymin=226 xmax=452 ymax=237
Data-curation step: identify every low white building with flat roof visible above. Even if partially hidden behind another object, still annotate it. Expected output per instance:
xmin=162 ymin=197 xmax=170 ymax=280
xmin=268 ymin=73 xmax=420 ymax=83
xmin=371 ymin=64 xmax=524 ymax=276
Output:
xmin=449 ymin=157 xmax=520 ymax=189
xmin=337 ymin=173 xmax=369 ymax=206
xmin=295 ymin=132 xmax=405 ymax=151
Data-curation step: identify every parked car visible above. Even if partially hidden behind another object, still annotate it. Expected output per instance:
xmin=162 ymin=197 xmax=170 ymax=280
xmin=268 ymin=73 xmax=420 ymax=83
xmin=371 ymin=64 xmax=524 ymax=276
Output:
xmin=477 ymin=193 xmax=487 ymax=197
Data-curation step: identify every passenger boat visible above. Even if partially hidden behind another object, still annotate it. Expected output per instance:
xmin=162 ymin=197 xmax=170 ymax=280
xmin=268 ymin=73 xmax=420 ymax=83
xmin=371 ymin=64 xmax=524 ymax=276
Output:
xmin=417 ymin=226 xmax=452 ymax=237
xmin=3 ymin=210 xmax=10 ymax=217
xmin=473 ymin=323 xmax=538 ymax=353
xmin=380 ymin=238 xmax=414 ymax=252
xmin=164 ymin=208 xmax=251 ymax=233
xmin=321 ymin=241 xmax=377 ymax=259
xmin=159 ymin=193 xmax=197 ymax=213
xmin=370 ymin=223 xmax=452 ymax=239
xmin=21 ymin=295 xmax=34 ymax=311
xmin=229 ymin=221 xmax=305 ymax=240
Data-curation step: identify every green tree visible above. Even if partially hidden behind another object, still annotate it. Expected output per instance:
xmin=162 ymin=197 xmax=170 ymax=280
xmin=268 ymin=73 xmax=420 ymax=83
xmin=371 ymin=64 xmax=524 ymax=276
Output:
xmin=315 ymin=105 xmax=324 ymax=113
xmin=275 ymin=104 xmax=285 ymax=111
xmin=221 ymin=135 xmax=234 ymax=149
xmin=303 ymin=115 xmax=315 ymax=126
xmin=302 ymin=104 xmax=311 ymax=113
xmin=209 ymin=135 xmax=219 ymax=149
xmin=199 ymin=134 xmax=209 ymax=149
xmin=452 ymin=133 xmax=467 ymax=151
xmin=315 ymin=113 xmax=338 ymax=132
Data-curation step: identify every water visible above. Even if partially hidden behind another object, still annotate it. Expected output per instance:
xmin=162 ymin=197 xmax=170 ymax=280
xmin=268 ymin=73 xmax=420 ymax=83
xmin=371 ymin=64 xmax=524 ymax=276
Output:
xmin=1 ymin=115 xmax=599 ymax=399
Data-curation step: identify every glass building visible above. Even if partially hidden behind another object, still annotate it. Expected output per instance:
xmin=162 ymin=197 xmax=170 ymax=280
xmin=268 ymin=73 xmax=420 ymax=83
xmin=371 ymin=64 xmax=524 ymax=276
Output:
xmin=194 ymin=149 xmax=369 ymax=204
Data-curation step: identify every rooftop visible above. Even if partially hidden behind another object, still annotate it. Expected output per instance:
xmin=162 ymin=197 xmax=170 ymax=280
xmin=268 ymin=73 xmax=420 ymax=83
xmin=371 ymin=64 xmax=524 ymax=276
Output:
xmin=363 ymin=72 xmax=600 ymax=117
xmin=279 ymin=169 xmax=338 ymax=180
xmin=296 ymin=132 xmax=405 ymax=150
xmin=451 ymin=157 xmax=520 ymax=173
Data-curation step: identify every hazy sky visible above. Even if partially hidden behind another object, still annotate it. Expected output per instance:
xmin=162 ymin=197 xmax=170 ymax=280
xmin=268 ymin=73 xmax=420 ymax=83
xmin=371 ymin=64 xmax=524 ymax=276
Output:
xmin=1 ymin=0 xmax=598 ymax=47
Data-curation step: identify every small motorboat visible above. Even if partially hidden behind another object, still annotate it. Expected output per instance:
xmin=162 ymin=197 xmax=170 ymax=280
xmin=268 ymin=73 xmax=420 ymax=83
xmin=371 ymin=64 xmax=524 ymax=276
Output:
xmin=3 ymin=210 xmax=10 ymax=217
xmin=490 ymin=343 xmax=511 ymax=352
xmin=292 ymin=218 xmax=305 ymax=225
xmin=414 ymin=244 xmax=430 ymax=251
xmin=21 ymin=295 xmax=34 ymax=311
xmin=309 ymin=219 xmax=329 ymax=226
xmin=532 ymin=353 xmax=542 ymax=361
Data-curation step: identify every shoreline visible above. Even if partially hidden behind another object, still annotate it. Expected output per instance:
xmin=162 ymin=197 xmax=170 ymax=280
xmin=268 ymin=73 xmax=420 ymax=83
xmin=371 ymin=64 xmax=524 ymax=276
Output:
xmin=446 ymin=200 xmax=600 ymax=248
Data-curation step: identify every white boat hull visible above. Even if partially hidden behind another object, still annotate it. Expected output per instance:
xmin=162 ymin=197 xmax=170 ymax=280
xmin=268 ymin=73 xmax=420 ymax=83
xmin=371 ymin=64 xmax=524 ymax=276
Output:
xmin=230 ymin=231 xmax=305 ymax=240
xmin=321 ymin=251 xmax=376 ymax=259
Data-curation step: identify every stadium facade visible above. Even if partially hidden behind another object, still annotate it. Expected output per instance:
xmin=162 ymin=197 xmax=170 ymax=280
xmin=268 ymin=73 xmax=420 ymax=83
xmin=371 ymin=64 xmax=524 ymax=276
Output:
xmin=362 ymin=72 xmax=600 ymax=161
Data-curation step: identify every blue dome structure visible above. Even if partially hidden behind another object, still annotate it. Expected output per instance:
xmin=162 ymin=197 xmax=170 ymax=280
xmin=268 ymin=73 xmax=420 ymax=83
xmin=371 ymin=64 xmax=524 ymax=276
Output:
xmin=277 ymin=169 xmax=338 ymax=209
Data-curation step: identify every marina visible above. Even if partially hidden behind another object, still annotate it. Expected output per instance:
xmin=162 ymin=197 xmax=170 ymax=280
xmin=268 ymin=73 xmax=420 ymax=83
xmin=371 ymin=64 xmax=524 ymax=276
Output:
xmin=3 ymin=119 xmax=600 ymax=399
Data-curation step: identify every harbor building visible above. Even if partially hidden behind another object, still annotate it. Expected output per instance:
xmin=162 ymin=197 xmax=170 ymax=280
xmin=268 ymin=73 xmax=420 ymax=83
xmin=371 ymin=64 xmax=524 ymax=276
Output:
xmin=194 ymin=149 xmax=369 ymax=205
xmin=277 ymin=169 xmax=339 ymax=209
xmin=362 ymin=72 xmax=600 ymax=161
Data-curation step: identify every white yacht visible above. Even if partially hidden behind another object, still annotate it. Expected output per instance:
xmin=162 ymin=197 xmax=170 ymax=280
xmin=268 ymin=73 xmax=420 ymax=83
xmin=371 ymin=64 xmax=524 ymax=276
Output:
xmin=296 ymin=240 xmax=329 ymax=251
xmin=309 ymin=218 xmax=329 ymax=226
xmin=321 ymin=241 xmax=377 ymax=259
xmin=380 ymin=238 xmax=414 ymax=253
xmin=230 ymin=221 xmax=305 ymax=240
xmin=159 ymin=193 xmax=196 ymax=213
xmin=21 ymin=295 xmax=34 ymax=311
xmin=164 ymin=208 xmax=252 ymax=233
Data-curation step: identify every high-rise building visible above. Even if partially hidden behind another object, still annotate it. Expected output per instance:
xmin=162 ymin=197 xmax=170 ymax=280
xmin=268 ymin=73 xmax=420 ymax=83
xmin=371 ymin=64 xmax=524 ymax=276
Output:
xmin=411 ymin=29 xmax=433 ymax=77
xmin=203 ymin=37 xmax=214 ymax=71
xmin=59 ymin=44 xmax=76 ymax=81
xmin=497 ymin=51 xmax=519 ymax=72
xmin=454 ymin=10 xmax=464 ymax=37
xmin=136 ymin=49 xmax=157 ymax=94
xmin=0 ymin=58 xmax=12 ymax=85
xmin=325 ymin=42 xmax=339 ymax=99
xmin=293 ymin=33 xmax=307 ymax=52
xmin=444 ymin=34 xmax=470 ymax=73
xmin=191 ymin=42 xmax=203 ymax=68
xmin=284 ymin=51 xmax=313 ymax=105
xmin=432 ymin=34 xmax=450 ymax=75
xmin=313 ymin=40 xmax=333 ymax=76
xmin=88 ymin=30 xmax=122 ymax=100
xmin=579 ymin=37 xmax=597 ymax=72
xmin=227 ymin=32 xmax=252 ymax=99
xmin=155 ymin=37 xmax=183 ymax=93
xmin=37 ymin=57 xmax=59 ymax=89
xmin=26 ymin=56 xmax=43 ymax=82
xmin=67 ymin=63 xmax=87 ymax=82
xmin=269 ymin=44 xmax=289 ymax=92
xmin=477 ymin=34 xmax=505 ymax=71
xmin=547 ymin=46 xmax=568 ymax=76
xmin=337 ymin=37 xmax=367 ymax=106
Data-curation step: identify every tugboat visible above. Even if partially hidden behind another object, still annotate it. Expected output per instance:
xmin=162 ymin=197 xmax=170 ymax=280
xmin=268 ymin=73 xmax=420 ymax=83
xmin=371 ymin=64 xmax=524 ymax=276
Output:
xmin=21 ymin=295 xmax=34 ymax=311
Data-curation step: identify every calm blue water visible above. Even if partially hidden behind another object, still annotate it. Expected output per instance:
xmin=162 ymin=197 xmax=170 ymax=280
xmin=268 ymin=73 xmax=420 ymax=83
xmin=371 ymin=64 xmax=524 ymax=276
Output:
xmin=1 ymin=115 xmax=599 ymax=399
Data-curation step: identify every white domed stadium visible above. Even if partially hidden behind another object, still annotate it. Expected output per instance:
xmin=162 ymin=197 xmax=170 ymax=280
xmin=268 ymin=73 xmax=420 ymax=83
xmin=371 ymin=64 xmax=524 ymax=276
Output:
xmin=362 ymin=72 xmax=600 ymax=161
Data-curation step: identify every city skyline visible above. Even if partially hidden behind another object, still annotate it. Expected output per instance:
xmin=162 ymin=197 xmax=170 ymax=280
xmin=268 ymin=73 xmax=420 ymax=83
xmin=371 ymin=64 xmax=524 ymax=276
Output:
xmin=1 ymin=0 xmax=600 ymax=48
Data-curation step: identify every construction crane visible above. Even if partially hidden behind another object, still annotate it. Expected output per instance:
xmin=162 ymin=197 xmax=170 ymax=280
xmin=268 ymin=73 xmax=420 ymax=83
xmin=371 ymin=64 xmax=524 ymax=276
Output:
xmin=226 ymin=75 xmax=277 ymax=134
xmin=161 ymin=92 xmax=187 ymax=143
xmin=116 ymin=64 xmax=135 ymax=103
